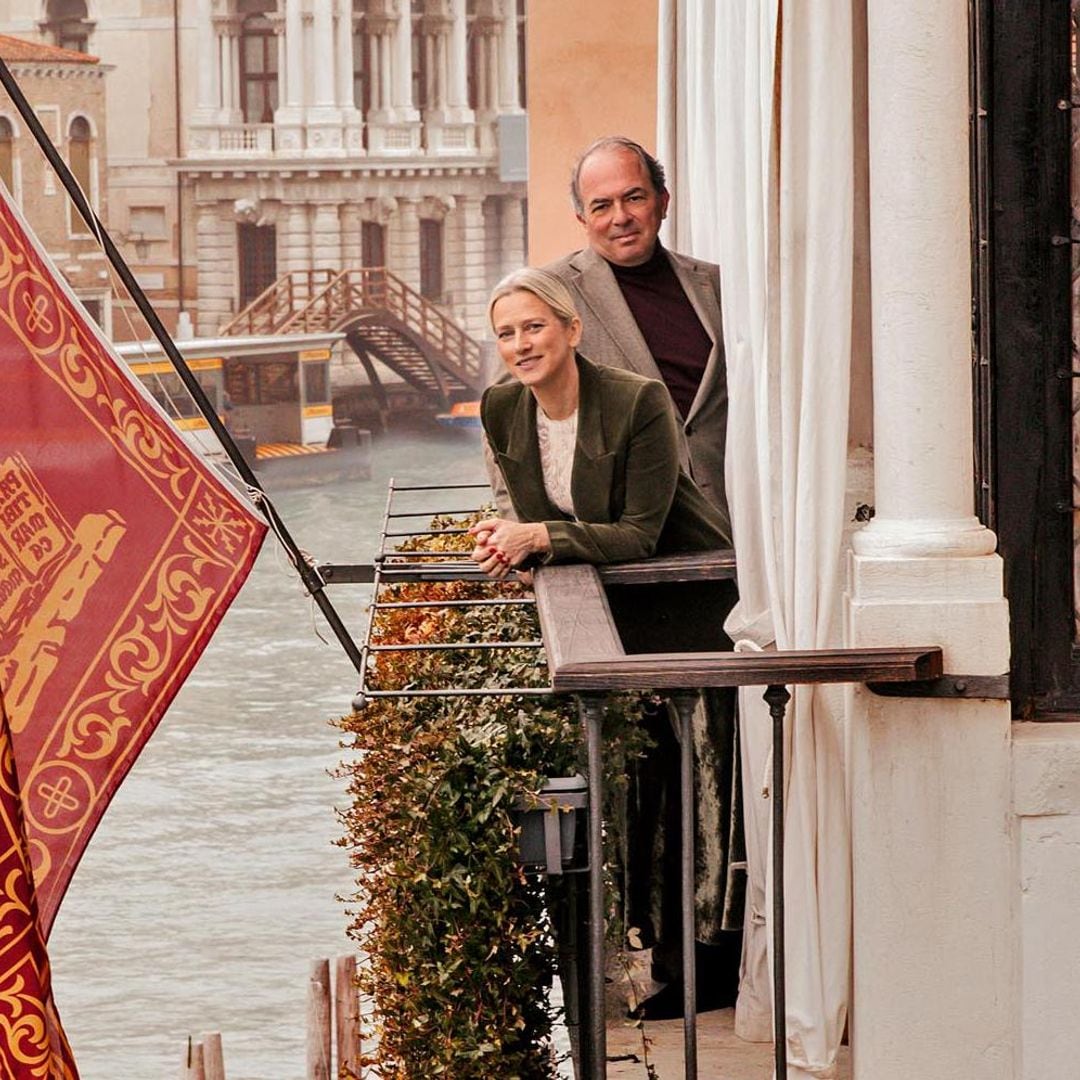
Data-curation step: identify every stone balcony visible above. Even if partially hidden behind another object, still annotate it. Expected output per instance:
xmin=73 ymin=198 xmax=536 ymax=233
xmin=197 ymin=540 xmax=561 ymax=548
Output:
xmin=185 ymin=115 xmax=500 ymax=161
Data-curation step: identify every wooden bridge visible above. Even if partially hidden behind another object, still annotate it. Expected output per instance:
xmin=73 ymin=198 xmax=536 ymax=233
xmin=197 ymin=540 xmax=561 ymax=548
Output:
xmin=221 ymin=268 xmax=488 ymax=411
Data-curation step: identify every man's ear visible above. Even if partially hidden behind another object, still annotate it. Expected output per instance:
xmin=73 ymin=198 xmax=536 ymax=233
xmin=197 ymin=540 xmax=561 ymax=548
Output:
xmin=659 ymin=191 xmax=671 ymax=220
xmin=575 ymin=212 xmax=587 ymax=230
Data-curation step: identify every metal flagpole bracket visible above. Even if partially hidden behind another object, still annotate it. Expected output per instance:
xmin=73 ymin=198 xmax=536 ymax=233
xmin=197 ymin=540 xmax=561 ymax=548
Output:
xmin=867 ymin=674 xmax=1010 ymax=699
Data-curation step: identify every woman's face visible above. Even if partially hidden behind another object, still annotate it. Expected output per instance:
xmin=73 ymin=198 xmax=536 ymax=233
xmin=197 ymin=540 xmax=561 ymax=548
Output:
xmin=492 ymin=290 xmax=582 ymax=392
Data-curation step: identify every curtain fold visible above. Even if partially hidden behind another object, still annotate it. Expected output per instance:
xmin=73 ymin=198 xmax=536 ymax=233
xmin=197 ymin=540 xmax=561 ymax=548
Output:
xmin=659 ymin=2 xmax=855 ymax=1075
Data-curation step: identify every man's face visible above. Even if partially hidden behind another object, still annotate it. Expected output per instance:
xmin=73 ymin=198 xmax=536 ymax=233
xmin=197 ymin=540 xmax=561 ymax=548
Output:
xmin=575 ymin=147 xmax=670 ymax=267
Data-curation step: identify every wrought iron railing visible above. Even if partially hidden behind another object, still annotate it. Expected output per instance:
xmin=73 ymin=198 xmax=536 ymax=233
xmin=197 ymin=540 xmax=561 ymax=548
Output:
xmin=323 ymin=480 xmax=946 ymax=1080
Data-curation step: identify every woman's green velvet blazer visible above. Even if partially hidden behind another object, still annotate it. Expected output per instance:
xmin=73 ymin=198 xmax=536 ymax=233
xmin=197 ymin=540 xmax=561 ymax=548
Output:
xmin=481 ymin=353 xmax=731 ymax=565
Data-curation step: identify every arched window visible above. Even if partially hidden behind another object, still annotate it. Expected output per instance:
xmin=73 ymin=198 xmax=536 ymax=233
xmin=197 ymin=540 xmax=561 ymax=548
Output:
xmin=240 ymin=13 xmax=279 ymax=124
xmin=0 ymin=118 xmax=15 ymax=196
xmin=43 ymin=0 xmax=90 ymax=53
xmin=68 ymin=116 xmax=91 ymax=235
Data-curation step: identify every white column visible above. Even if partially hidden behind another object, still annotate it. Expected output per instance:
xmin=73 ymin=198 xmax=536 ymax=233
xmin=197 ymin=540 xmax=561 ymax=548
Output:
xmin=312 ymin=2 xmax=337 ymax=108
xmin=497 ymin=0 xmax=521 ymax=112
xmin=338 ymin=6 xmax=364 ymax=151
xmin=846 ymin=4 xmax=1015 ymax=1080
xmin=446 ymin=0 xmax=470 ymax=116
xmin=336 ymin=3 xmax=354 ymax=108
xmin=214 ymin=18 xmax=236 ymax=121
xmin=485 ymin=31 xmax=498 ymax=111
xmin=270 ymin=14 xmax=287 ymax=107
xmin=286 ymin=1 xmax=304 ymax=108
xmin=229 ymin=27 xmax=242 ymax=117
xmin=379 ymin=30 xmax=392 ymax=111
xmin=852 ymin=5 xmax=995 ymax=562
xmin=306 ymin=0 xmax=345 ymax=152
xmin=392 ymin=0 xmax=419 ymax=120
xmin=194 ymin=0 xmax=217 ymax=120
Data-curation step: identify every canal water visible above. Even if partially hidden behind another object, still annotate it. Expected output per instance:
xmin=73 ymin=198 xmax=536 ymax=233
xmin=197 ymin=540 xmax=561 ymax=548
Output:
xmin=49 ymin=421 xmax=488 ymax=1080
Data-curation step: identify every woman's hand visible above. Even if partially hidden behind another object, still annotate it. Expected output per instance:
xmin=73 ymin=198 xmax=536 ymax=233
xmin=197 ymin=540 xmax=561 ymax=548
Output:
xmin=468 ymin=518 xmax=551 ymax=578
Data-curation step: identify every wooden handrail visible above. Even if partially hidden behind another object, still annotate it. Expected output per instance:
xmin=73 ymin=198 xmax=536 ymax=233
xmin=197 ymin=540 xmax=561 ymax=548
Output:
xmin=532 ymin=557 xmax=944 ymax=694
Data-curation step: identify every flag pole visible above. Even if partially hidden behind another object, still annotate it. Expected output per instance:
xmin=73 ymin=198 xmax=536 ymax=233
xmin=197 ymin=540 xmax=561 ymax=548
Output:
xmin=0 ymin=57 xmax=366 ymax=674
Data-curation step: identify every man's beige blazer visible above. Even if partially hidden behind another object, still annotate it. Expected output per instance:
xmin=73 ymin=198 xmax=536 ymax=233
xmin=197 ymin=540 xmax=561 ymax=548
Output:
xmin=545 ymin=245 xmax=729 ymax=539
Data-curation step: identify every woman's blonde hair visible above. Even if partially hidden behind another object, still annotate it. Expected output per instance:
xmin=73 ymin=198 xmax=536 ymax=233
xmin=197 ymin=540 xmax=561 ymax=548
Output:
xmin=488 ymin=267 xmax=580 ymax=329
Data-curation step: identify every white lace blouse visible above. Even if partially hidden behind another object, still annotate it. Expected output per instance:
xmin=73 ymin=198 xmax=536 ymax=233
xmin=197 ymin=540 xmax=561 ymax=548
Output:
xmin=535 ymin=407 xmax=578 ymax=517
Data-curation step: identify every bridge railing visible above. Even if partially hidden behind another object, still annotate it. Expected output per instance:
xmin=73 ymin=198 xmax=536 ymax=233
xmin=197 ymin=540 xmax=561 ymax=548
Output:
xmin=220 ymin=269 xmax=337 ymax=336
xmin=276 ymin=268 xmax=485 ymax=389
xmin=223 ymin=268 xmax=485 ymax=392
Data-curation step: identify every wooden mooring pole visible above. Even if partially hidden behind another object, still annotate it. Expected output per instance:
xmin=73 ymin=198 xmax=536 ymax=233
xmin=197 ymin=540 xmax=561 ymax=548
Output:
xmin=183 ymin=1037 xmax=206 ymax=1080
xmin=307 ymin=958 xmax=332 ymax=1080
xmin=180 ymin=956 xmax=360 ymax=1080
xmin=335 ymin=954 xmax=362 ymax=1078
xmin=203 ymin=1032 xmax=226 ymax=1080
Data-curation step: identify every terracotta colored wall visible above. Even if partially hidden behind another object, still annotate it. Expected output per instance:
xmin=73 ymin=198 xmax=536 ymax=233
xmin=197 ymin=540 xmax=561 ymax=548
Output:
xmin=525 ymin=0 xmax=658 ymax=266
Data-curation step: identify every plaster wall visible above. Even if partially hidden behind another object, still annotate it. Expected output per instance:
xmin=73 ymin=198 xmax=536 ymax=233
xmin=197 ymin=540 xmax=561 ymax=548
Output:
xmin=525 ymin=0 xmax=658 ymax=266
xmin=1013 ymin=722 xmax=1080 ymax=1080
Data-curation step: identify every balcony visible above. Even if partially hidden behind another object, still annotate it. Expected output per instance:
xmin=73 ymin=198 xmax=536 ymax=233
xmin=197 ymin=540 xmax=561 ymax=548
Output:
xmin=188 ymin=121 xmax=274 ymax=157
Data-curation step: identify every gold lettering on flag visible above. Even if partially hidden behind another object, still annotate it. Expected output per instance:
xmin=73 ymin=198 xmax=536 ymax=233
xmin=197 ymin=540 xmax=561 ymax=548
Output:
xmin=0 ymin=455 xmax=125 ymax=734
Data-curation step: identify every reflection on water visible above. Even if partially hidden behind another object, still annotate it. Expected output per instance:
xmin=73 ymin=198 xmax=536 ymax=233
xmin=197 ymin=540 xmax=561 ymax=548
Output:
xmin=50 ymin=421 xmax=486 ymax=1080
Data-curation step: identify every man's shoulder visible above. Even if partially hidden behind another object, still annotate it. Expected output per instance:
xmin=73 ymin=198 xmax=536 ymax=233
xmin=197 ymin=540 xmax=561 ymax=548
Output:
xmin=542 ymin=248 xmax=591 ymax=281
xmin=665 ymin=246 xmax=721 ymax=278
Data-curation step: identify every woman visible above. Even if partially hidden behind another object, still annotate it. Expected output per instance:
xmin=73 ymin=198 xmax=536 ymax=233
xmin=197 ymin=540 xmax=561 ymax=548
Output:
xmin=469 ymin=267 xmax=729 ymax=574
xmin=471 ymin=268 xmax=743 ymax=1019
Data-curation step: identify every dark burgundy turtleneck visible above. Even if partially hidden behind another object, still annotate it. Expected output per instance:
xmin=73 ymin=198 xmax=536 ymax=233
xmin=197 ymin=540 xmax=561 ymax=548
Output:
xmin=607 ymin=244 xmax=712 ymax=418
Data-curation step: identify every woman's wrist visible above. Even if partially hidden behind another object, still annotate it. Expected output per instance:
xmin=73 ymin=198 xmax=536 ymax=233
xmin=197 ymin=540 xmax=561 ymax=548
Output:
xmin=532 ymin=523 xmax=551 ymax=554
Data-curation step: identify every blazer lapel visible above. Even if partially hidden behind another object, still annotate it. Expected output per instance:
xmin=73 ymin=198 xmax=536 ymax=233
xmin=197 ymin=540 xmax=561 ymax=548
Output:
xmin=570 ymin=357 xmax=616 ymax=522
xmin=569 ymin=248 xmax=664 ymax=382
xmin=496 ymin=390 xmax=564 ymax=523
xmin=668 ymin=251 xmax=725 ymax=426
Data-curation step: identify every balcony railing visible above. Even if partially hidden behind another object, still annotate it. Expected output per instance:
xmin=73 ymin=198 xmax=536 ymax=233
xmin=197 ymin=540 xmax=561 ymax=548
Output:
xmin=188 ymin=121 xmax=275 ymax=156
xmin=324 ymin=480 xmax=946 ymax=1080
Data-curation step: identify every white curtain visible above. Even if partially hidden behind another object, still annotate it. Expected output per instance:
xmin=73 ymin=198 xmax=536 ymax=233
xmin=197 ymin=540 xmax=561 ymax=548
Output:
xmin=659 ymin=2 xmax=855 ymax=1077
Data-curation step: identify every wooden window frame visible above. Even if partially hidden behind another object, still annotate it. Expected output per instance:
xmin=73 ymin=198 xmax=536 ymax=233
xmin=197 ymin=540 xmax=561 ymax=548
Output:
xmin=239 ymin=14 xmax=278 ymax=125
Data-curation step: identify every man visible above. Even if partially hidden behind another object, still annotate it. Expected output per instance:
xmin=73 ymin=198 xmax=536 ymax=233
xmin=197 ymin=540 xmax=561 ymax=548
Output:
xmin=545 ymin=136 xmax=730 ymax=540
xmin=541 ymin=136 xmax=742 ymax=1020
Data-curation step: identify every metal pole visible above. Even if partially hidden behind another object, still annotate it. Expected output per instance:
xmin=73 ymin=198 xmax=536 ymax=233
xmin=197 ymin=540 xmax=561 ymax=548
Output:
xmin=0 ymin=57 xmax=366 ymax=675
xmin=578 ymin=694 xmax=607 ymax=1079
xmin=764 ymin=684 xmax=791 ymax=1079
xmin=671 ymin=692 xmax=699 ymax=1080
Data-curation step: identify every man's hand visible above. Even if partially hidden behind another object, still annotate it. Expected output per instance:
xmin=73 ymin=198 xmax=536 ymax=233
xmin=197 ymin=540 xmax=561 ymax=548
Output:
xmin=468 ymin=518 xmax=551 ymax=578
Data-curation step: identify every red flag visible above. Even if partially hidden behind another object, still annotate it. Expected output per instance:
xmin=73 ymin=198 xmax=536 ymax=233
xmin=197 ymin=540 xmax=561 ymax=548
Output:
xmin=0 ymin=186 xmax=266 ymax=933
xmin=0 ymin=685 xmax=78 ymax=1079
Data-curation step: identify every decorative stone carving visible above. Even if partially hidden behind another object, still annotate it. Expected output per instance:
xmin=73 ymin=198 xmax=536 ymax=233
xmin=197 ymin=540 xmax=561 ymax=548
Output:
xmin=233 ymin=197 xmax=258 ymax=223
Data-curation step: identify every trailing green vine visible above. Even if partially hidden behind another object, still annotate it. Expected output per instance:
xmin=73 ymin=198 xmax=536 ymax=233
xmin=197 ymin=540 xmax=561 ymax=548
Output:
xmin=335 ymin=517 xmax=654 ymax=1078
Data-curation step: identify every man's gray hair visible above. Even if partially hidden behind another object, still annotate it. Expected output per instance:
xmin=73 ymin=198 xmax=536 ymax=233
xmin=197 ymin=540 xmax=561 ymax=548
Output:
xmin=569 ymin=136 xmax=668 ymax=216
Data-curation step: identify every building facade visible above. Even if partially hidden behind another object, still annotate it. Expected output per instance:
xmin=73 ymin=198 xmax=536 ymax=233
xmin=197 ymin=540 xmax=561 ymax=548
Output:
xmin=0 ymin=0 xmax=527 ymax=349
xmin=0 ymin=33 xmax=112 ymax=333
